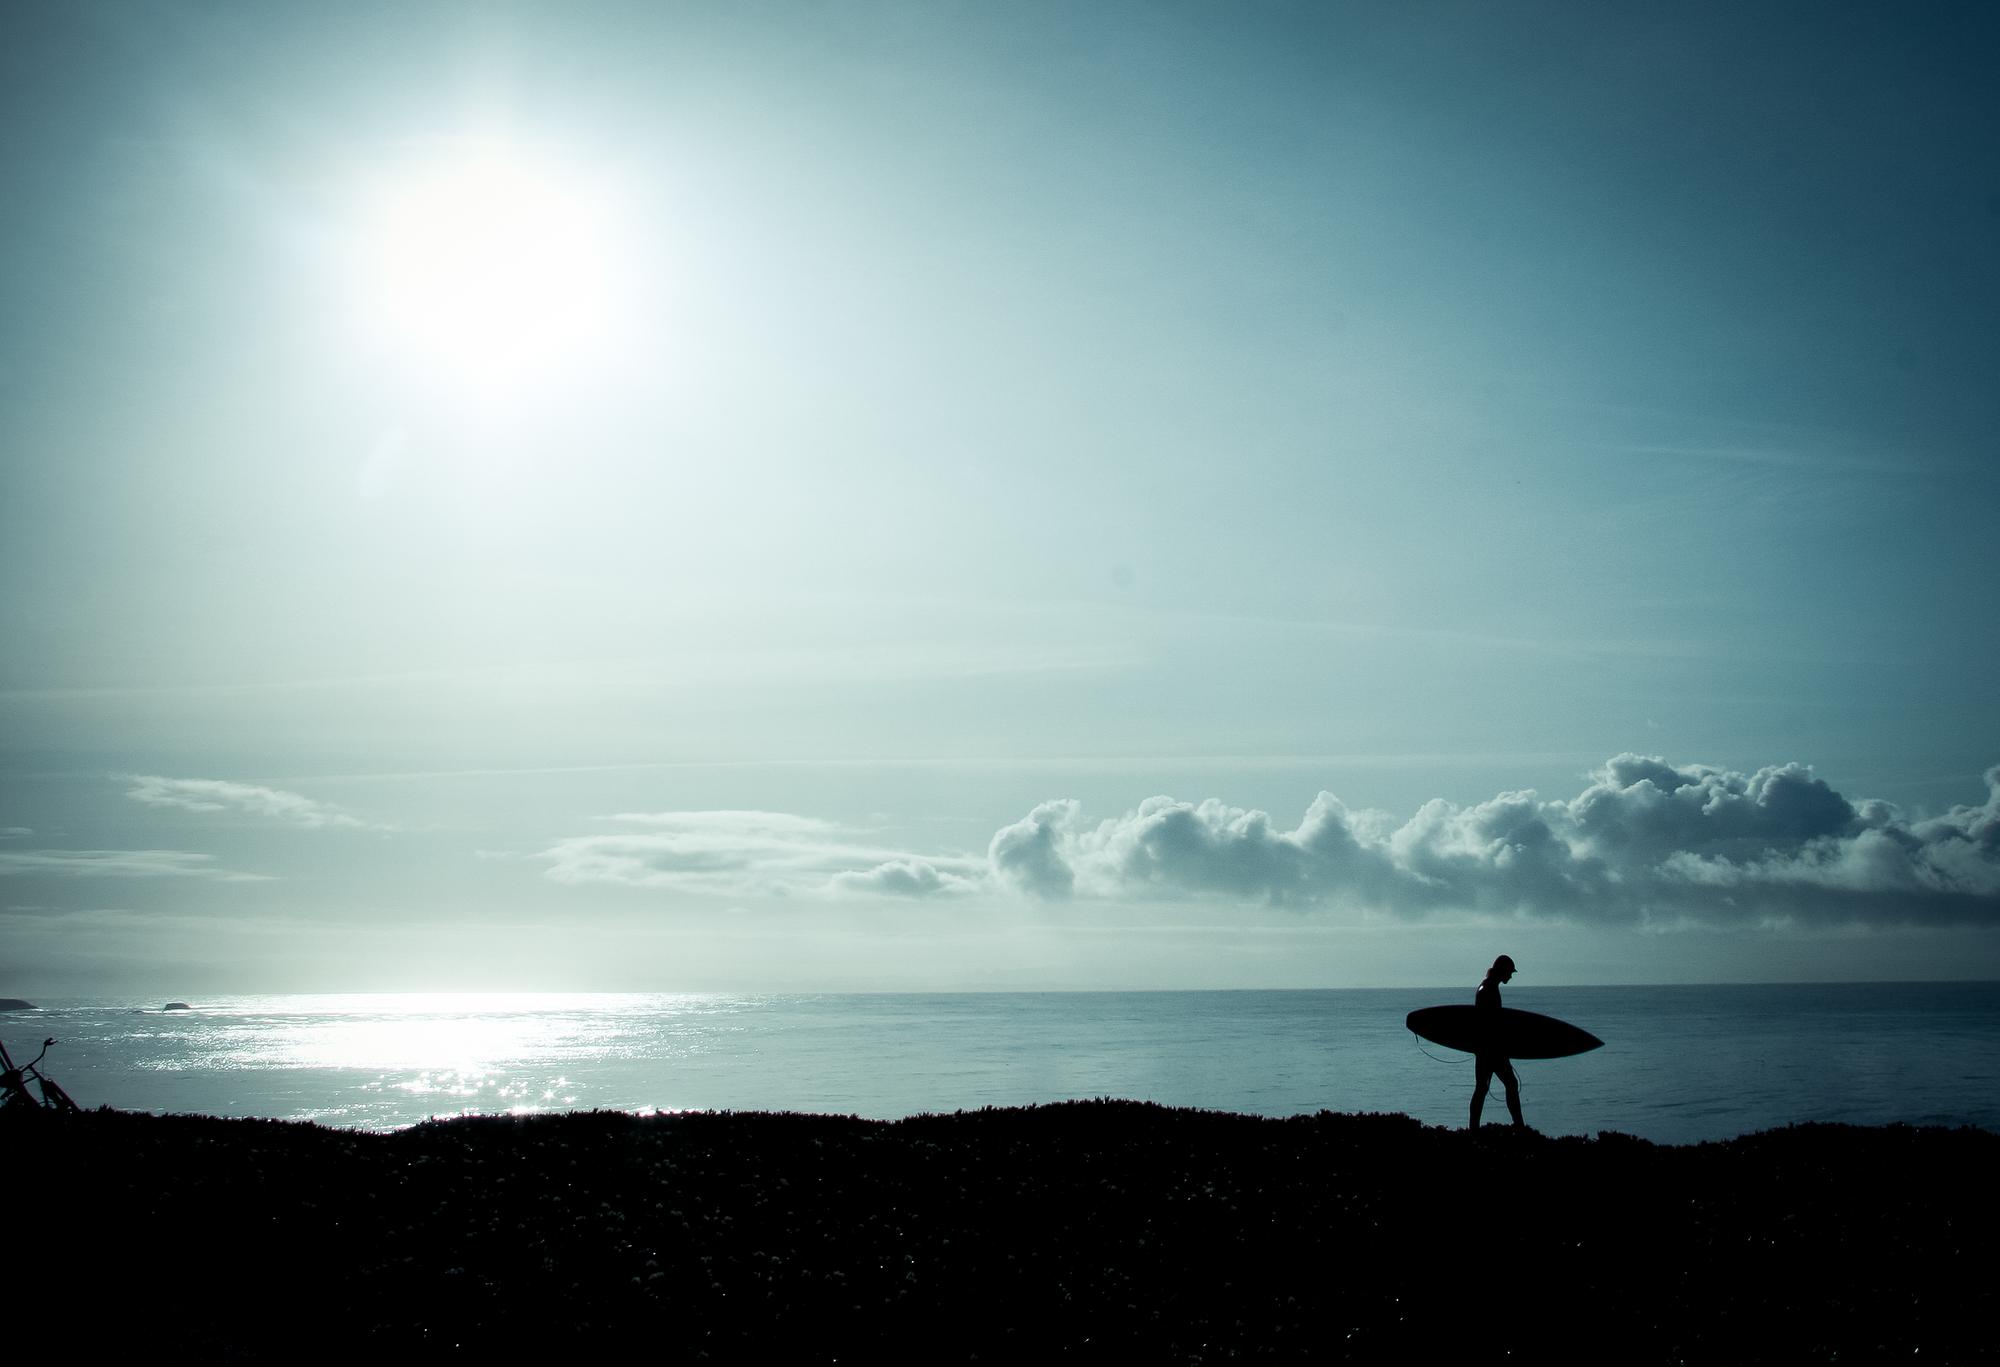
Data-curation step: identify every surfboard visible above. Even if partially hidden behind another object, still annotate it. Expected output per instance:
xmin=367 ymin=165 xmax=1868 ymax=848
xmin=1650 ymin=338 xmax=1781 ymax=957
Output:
xmin=1406 ymin=1005 xmax=1603 ymax=1060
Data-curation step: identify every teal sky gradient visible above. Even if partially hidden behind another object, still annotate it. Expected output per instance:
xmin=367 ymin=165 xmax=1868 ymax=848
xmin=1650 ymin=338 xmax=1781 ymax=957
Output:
xmin=4 ymin=2 xmax=1997 ymax=993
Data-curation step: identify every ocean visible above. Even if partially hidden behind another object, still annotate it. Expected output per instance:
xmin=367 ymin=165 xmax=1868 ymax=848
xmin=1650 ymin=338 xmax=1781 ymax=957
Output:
xmin=7 ymin=982 xmax=1996 ymax=1145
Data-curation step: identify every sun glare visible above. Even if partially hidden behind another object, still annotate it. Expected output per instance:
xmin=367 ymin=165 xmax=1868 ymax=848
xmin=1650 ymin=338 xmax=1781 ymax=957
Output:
xmin=354 ymin=140 xmax=628 ymax=395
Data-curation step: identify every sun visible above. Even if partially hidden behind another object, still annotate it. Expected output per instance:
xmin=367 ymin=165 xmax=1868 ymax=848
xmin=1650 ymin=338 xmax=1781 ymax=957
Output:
xmin=353 ymin=139 xmax=627 ymax=396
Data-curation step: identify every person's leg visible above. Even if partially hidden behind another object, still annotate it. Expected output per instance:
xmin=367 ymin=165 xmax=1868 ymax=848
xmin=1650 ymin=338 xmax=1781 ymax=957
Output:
xmin=1498 ymin=1060 xmax=1523 ymax=1127
xmin=1470 ymin=1058 xmax=1492 ymax=1128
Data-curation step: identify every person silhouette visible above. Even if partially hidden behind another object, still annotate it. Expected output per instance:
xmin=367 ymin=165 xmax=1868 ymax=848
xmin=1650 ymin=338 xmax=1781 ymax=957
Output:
xmin=1470 ymin=954 xmax=1524 ymax=1129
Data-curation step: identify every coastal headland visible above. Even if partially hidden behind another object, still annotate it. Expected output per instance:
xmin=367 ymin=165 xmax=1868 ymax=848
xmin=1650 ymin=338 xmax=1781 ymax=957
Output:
xmin=12 ymin=1102 xmax=1992 ymax=1362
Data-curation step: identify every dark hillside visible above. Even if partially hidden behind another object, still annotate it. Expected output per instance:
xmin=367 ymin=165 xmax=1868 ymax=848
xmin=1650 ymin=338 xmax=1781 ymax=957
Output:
xmin=9 ymin=1103 xmax=1993 ymax=1363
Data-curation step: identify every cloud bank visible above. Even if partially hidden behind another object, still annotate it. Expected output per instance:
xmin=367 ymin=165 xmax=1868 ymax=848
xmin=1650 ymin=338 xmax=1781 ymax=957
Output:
xmin=989 ymin=756 xmax=2000 ymax=927
xmin=536 ymin=758 xmax=1999 ymax=927
xmin=541 ymin=811 xmax=982 ymax=898
xmin=126 ymin=776 xmax=367 ymax=829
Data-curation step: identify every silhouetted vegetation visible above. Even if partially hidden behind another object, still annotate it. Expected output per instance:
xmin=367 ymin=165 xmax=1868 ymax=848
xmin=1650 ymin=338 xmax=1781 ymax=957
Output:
xmin=14 ymin=1102 xmax=1994 ymax=1362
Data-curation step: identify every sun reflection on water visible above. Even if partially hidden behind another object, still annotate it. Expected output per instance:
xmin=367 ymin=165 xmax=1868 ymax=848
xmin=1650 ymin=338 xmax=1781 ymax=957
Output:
xmin=190 ymin=992 xmax=698 ymax=1068
xmin=129 ymin=992 xmax=725 ymax=1125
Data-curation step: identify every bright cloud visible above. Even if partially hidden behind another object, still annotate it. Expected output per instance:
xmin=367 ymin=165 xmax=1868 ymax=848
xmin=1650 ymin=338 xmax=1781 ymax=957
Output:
xmin=828 ymin=858 xmax=980 ymax=898
xmin=987 ymin=756 xmax=2000 ymax=927
xmin=541 ymin=811 xmax=981 ymax=898
xmin=125 ymin=776 xmax=367 ymax=829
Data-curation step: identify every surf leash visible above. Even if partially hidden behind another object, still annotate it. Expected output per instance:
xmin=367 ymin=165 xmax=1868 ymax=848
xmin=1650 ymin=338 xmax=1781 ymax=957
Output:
xmin=1410 ymin=1034 xmax=1464 ymax=1065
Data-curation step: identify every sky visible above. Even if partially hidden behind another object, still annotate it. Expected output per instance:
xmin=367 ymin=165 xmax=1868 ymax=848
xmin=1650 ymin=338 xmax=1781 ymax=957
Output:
xmin=3 ymin=1 xmax=1997 ymax=995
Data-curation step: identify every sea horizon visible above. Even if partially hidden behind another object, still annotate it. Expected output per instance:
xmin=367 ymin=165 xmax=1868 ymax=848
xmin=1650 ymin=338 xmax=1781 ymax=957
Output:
xmin=15 ymin=974 xmax=2000 ymax=1002
xmin=10 ymin=981 xmax=1997 ymax=1146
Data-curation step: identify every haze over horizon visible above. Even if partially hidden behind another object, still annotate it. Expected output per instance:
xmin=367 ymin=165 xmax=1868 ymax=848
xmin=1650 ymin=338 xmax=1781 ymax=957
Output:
xmin=4 ymin=2 xmax=1997 ymax=995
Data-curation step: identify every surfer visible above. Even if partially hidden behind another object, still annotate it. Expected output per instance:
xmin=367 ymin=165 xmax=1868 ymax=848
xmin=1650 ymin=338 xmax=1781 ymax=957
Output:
xmin=1470 ymin=954 xmax=1524 ymax=1129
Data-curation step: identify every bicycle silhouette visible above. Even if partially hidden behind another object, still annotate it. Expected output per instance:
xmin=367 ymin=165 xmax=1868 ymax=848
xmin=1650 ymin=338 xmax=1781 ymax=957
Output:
xmin=0 ymin=1035 xmax=80 ymax=1114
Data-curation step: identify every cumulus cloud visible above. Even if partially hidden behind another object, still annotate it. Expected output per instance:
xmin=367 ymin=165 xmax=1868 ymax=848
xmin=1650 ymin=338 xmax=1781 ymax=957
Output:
xmin=0 ymin=849 xmax=270 ymax=882
xmin=828 ymin=858 xmax=980 ymax=898
xmin=988 ymin=800 xmax=1081 ymax=898
xmin=984 ymin=757 xmax=2000 ymax=928
xmin=533 ymin=759 xmax=2000 ymax=925
xmin=541 ymin=811 xmax=980 ymax=898
xmin=125 ymin=776 xmax=367 ymax=829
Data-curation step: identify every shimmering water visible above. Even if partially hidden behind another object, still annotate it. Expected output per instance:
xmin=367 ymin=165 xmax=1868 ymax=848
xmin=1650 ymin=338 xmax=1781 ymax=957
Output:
xmin=6 ymin=983 xmax=1996 ymax=1145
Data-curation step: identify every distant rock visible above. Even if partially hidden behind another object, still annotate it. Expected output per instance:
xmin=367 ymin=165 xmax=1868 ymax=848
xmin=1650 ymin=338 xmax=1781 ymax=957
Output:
xmin=163 ymin=1002 xmax=193 ymax=1012
xmin=0 ymin=998 xmax=35 ymax=1011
